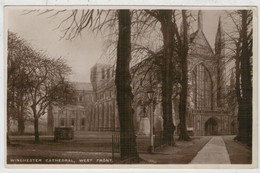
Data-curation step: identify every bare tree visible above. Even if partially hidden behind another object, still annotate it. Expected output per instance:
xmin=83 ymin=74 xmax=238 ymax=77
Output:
xmin=225 ymin=10 xmax=253 ymax=145
xmin=32 ymin=9 xmax=140 ymax=161
xmin=7 ymin=32 xmax=32 ymax=135
xmin=8 ymin=31 xmax=75 ymax=143
xmin=176 ymin=10 xmax=191 ymax=141
xmin=229 ymin=10 xmax=252 ymax=145
xmin=115 ymin=10 xmax=140 ymax=162
xmin=26 ymin=55 xmax=75 ymax=143
xmin=130 ymin=9 xmax=193 ymax=143
xmin=144 ymin=10 xmax=176 ymax=145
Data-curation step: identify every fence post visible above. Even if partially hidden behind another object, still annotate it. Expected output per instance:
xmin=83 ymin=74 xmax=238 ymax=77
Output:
xmin=112 ymin=135 xmax=114 ymax=161
xmin=160 ymin=132 xmax=162 ymax=149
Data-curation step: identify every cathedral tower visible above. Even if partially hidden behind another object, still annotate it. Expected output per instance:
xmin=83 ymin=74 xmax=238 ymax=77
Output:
xmin=198 ymin=10 xmax=203 ymax=32
xmin=215 ymin=16 xmax=225 ymax=108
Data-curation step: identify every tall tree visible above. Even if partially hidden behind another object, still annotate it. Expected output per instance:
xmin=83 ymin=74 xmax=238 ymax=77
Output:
xmin=33 ymin=9 xmax=140 ymax=160
xmin=145 ymin=10 xmax=176 ymax=145
xmin=234 ymin=10 xmax=253 ymax=145
xmin=159 ymin=10 xmax=175 ymax=145
xmin=8 ymin=31 xmax=75 ymax=142
xmin=26 ymin=56 xmax=75 ymax=143
xmin=7 ymin=32 xmax=31 ymax=135
xmin=115 ymin=10 xmax=139 ymax=161
xmin=226 ymin=10 xmax=252 ymax=145
xmin=131 ymin=10 xmax=196 ymax=142
xmin=176 ymin=10 xmax=191 ymax=141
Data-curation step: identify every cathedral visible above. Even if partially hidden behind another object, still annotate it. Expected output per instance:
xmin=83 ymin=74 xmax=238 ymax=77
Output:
xmin=47 ymin=11 xmax=238 ymax=136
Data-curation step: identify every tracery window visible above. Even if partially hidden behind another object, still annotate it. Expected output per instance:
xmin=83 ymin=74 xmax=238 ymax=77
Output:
xmin=191 ymin=63 xmax=213 ymax=110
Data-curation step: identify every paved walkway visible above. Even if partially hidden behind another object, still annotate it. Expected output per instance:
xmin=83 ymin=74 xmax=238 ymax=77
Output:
xmin=139 ymin=136 xmax=212 ymax=164
xmin=222 ymin=136 xmax=252 ymax=164
xmin=190 ymin=136 xmax=231 ymax=164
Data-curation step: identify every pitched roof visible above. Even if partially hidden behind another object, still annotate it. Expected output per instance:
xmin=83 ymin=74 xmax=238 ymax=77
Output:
xmin=189 ymin=31 xmax=198 ymax=43
xmin=189 ymin=30 xmax=214 ymax=55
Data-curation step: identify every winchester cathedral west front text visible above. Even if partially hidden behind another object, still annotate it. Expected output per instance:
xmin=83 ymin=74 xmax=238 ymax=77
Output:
xmin=47 ymin=11 xmax=238 ymax=136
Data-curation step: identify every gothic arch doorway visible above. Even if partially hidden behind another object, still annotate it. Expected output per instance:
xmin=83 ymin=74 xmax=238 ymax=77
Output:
xmin=205 ymin=118 xmax=218 ymax=135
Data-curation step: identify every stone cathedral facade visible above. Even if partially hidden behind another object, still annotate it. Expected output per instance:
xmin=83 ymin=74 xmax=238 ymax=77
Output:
xmin=47 ymin=11 xmax=238 ymax=136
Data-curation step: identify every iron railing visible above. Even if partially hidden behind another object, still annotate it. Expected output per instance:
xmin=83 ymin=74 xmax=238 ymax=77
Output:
xmin=112 ymin=134 xmax=120 ymax=161
xmin=154 ymin=131 xmax=166 ymax=149
xmin=112 ymin=134 xmax=139 ymax=161
xmin=112 ymin=132 xmax=165 ymax=161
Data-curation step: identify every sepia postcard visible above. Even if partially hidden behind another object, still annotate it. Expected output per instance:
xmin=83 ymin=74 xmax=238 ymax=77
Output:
xmin=4 ymin=5 xmax=258 ymax=169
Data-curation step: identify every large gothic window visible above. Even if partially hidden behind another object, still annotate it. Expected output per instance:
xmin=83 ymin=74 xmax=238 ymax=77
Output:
xmin=191 ymin=63 xmax=213 ymax=110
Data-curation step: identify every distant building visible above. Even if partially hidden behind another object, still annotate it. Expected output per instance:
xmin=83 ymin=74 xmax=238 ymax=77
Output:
xmin=47 ymin=82 xmax=94 ymax=133
xmin=89 ymin=63 xmax=120 ymax=131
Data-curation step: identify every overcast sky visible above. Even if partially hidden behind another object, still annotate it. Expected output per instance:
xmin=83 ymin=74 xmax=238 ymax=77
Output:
xmin=7 ymin=9 xmax=228 ymax=83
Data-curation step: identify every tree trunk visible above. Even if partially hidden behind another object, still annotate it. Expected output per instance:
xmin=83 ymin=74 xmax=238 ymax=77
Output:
xmin=18 ymin=111 xmax=25 ymax=135
xmin=115 ymin=10 xmax=139 ymax=162
xmin=178 ymin=10 xmax=191 ymax=141
xmin=17 ymin=93 xmax=25 ymax=135
xmin=240 ymin=10 xmax=252 ymax=146
xmin=18 ymin=114 xmax=23 ymax=134
xmin=32 ymin=105 xmax=39 ymax=143
xmin=34 ymin=117 xmax=39 ymax=143
xmin=7 ymin=118 xmax=11 ymax=146
xmin=159 ymin=10 xmax=175 ymax=146
xmin=235 ymin=10 xmax=252 ymax=146
xmin=234 ymin=47 xmax=243 ymax=141
xmin=7 ymin=134 xmax=11 ymax=146
xmin=178 ymin=59 xmax=190 ymax=141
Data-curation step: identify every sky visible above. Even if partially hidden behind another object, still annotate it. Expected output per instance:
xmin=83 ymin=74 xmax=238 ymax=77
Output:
xmin=7 ymin=9 xmax=228 ymax=83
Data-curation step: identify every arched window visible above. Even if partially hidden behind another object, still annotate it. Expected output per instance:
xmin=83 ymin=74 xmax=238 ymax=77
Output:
xmin=102 ymin=68 xmax=105 ymax=79
xmin=191 ymin=63 xmax=213 ymax=110
xmin=107 ymin=68 xmax=110 ymax=79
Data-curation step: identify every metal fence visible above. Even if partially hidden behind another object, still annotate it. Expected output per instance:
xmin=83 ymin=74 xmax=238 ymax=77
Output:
xmin=112 ymin=134 xmax=139 ymax=161
xmin=154 ymin=131 xmax=166 ymax=149
xmin=112 ymin=131 xmax=166 ymax=160
xmin=112 ymin=134 xmax=120 ymax=161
